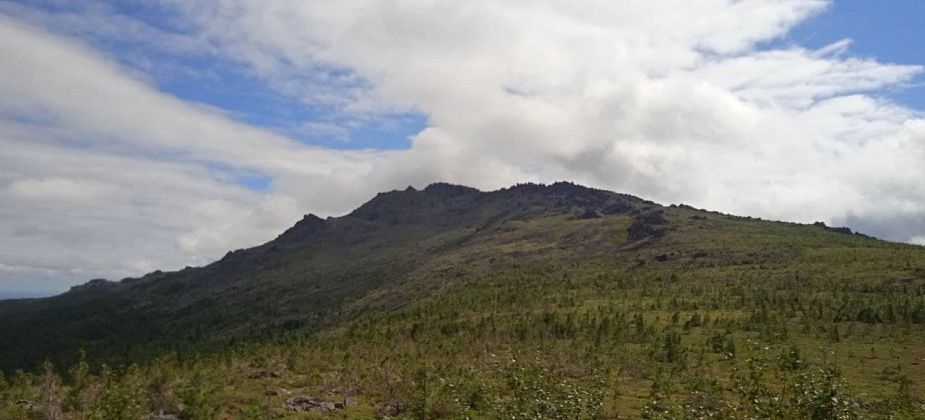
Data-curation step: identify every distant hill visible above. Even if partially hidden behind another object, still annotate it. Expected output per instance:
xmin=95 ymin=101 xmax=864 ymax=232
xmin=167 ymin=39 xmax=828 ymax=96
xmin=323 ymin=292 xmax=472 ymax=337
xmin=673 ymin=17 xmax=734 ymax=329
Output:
xmin=1 ymin=182 xmax=924 ymax=418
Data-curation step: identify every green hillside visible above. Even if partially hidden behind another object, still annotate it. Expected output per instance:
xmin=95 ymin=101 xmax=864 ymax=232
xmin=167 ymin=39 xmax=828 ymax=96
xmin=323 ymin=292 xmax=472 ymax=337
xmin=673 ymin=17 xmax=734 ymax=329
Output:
xmin=2 ymin=182 xmax=924 ymax=418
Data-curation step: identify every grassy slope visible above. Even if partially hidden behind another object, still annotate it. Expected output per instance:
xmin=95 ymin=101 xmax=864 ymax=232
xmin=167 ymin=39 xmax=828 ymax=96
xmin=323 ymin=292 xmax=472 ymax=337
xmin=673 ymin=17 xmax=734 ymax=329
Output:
xmin=2 ymin=187 xmax=925 ymax=418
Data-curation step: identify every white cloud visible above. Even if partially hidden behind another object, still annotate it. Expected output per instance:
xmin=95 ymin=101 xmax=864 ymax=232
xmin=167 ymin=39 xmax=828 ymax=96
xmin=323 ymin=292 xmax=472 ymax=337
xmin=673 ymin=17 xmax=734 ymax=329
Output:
xmin=0 ymin=15 xmax=381 ymax=292
xmin=9 ymin=177 xmax=115 ymax=203
xmin=1 ymin=1 xmax=924 ymax=293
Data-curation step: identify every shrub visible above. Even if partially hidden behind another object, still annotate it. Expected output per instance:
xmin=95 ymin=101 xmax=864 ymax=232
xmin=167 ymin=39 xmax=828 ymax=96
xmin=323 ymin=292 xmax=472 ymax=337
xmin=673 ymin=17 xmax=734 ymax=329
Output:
xmin=177 ymin=371 xmax=222 ymax=420
xmin=92 ymin=365 xmax=147 ymax=420
xmin=789 ymin=366 xmax=859 ymax=419
xmin=490 ymin=358 xmax=603 ymax=419
xmin=778 ymin=345 xmax=805 ymax=371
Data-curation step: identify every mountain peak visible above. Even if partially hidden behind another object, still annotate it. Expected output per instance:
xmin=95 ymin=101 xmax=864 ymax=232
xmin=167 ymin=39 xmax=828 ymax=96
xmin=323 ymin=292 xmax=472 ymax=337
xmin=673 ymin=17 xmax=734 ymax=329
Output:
xmin=422 ymin=182 xmax=480 ymax=198
xmin=275 ymin=213 xmax=326 ymax=244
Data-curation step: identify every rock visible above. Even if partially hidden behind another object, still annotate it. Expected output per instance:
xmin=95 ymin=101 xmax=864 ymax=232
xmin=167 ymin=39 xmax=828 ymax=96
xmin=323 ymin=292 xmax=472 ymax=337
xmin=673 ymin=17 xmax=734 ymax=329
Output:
xmin=827 ymin=226 xmax=853 ymax=234
xmin=67 ymin=278 xmax=115 ymax=294
xmin=601 ymin=201 xmax=633 ymax=215
xmin=148 ymin=413 xmax=180 ymax=420
xmin=577 ymin=208 xmax=600 ymax=219
xmin=285 ymin=396 xmax=338 ymax=413
xmin=636 ymin=209 xmax=668 ymax=225
xmin=627 ymin=210 xmax=668 ymax=240
xmin=247 ymin=370 xmax=282 ymax=379
xmin=274 ymin=214 xmax=327 ymax=244
xmin=813 ymin=221 xmax=854 ymax=235
xmin=15 ymin=400 xmax=34 ymax=411
xmin=422 ymin=182 xmax=480 ymax=198
xmin=375 ymin=400 xmax=407 ymax=417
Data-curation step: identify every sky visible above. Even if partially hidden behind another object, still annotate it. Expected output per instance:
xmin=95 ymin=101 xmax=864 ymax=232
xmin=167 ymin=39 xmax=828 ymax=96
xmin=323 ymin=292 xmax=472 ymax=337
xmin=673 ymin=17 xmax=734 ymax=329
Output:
xmin=0 ymin=0 xmax=923 ymax=296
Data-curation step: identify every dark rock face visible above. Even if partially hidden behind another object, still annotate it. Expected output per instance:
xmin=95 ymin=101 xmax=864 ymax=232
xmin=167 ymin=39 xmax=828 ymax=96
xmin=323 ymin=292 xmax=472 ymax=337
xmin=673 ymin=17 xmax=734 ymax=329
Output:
xmin=577 ymin=208 xmax=601 ymax=219
xmin=602 ymin=202 xmax=634 ymax=215
xmin=628 ymin=210 xmax=669 ymax=240
xmin=813 ymin=221 xmax=853 ymax=235
xmin=66 ymin=279 xmax=115 ymax=294
xmin=275 ymin=214 xmax=326 ymax=244
xmin=348 ymin=181 xmax=648 ymax=228
xmin=422 ymin=182 xmax=479 ymax=198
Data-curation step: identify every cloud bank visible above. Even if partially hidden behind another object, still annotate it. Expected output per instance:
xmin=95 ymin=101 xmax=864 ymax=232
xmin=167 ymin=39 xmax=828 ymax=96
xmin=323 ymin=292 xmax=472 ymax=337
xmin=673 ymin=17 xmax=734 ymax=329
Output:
xmin=1 ymin=1 xmax=923 ymax=293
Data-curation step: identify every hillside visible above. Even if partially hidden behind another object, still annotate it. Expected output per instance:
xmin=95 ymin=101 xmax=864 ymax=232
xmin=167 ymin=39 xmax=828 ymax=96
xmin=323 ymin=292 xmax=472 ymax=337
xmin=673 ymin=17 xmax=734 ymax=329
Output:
xmin=2 ymin=182 xmax=925 ymax=418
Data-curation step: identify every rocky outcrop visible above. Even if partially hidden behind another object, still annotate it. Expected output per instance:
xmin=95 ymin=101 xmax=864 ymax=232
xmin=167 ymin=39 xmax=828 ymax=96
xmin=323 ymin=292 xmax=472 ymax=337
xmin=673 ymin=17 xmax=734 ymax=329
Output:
xmin=577 ymin=208 xmax=601 ymax=219
xmin=275 ymin=214 xmax=326 ymax=244
xmin=627 ymin=210 xmax=669 ymax=240
xmin=422 ymin=182 xmax=480 ymax=198
xmin=813 ymin=221 xmax=853 ymax=235
xmin=66 ymin=278 xmax=115 ymax=294
xmin=285 ymin=396 xmax=346 ymax=412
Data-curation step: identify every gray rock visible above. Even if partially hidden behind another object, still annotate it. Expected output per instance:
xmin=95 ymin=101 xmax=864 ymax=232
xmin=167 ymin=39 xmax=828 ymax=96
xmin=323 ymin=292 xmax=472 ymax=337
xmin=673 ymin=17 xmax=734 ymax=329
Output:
xmin=247 ymin=370 xmax=281 ymax=379
xmin=285 ymin=396 xmax=338 ymax=413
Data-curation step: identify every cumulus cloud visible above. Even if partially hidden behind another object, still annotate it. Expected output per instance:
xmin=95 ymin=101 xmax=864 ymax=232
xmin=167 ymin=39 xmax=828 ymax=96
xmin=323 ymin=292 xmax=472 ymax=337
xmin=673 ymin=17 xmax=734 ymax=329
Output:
xmin=0 ymin=15 xmax=380 ymax=292
xmin=1 ymin=0 xmax=924 ymax=293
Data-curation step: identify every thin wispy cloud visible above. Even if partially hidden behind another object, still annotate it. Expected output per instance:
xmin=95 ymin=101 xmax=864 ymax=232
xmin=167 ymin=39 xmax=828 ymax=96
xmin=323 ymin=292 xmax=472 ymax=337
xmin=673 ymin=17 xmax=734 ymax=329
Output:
xmin=1 ymin=0 xmax=923 ymax=293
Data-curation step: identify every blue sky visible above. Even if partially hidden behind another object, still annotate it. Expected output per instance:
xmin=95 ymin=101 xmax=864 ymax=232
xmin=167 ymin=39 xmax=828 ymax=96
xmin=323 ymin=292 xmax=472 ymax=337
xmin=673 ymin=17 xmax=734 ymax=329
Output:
xmin=782 ymin=0 xmax=925 ymax=110
xmin=3 ymin=0 xmax=429 ymax=153
xmin=2 ymin=1 xmax=925 ymax=295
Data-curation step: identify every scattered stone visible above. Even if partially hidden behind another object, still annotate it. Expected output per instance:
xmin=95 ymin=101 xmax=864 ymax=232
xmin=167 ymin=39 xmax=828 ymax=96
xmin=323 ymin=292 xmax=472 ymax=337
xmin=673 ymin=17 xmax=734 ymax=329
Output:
xmin=375 ymin=400 xmax=407 ymax=417
xmin=247 ymin=370 xmax=282 ymax=379
xmin=15 ymin=400 xmax=34 ymax=411
xmin=285 ymin=396 xmax=338 ymax=413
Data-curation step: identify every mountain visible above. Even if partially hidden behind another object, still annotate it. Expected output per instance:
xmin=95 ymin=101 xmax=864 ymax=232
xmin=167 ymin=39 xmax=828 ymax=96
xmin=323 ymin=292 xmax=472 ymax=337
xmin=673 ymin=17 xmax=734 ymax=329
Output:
xmin=0 ymin=182 xmax=654 ymax=370
xmin=1 ymin=182 xmax=924 ymax=418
